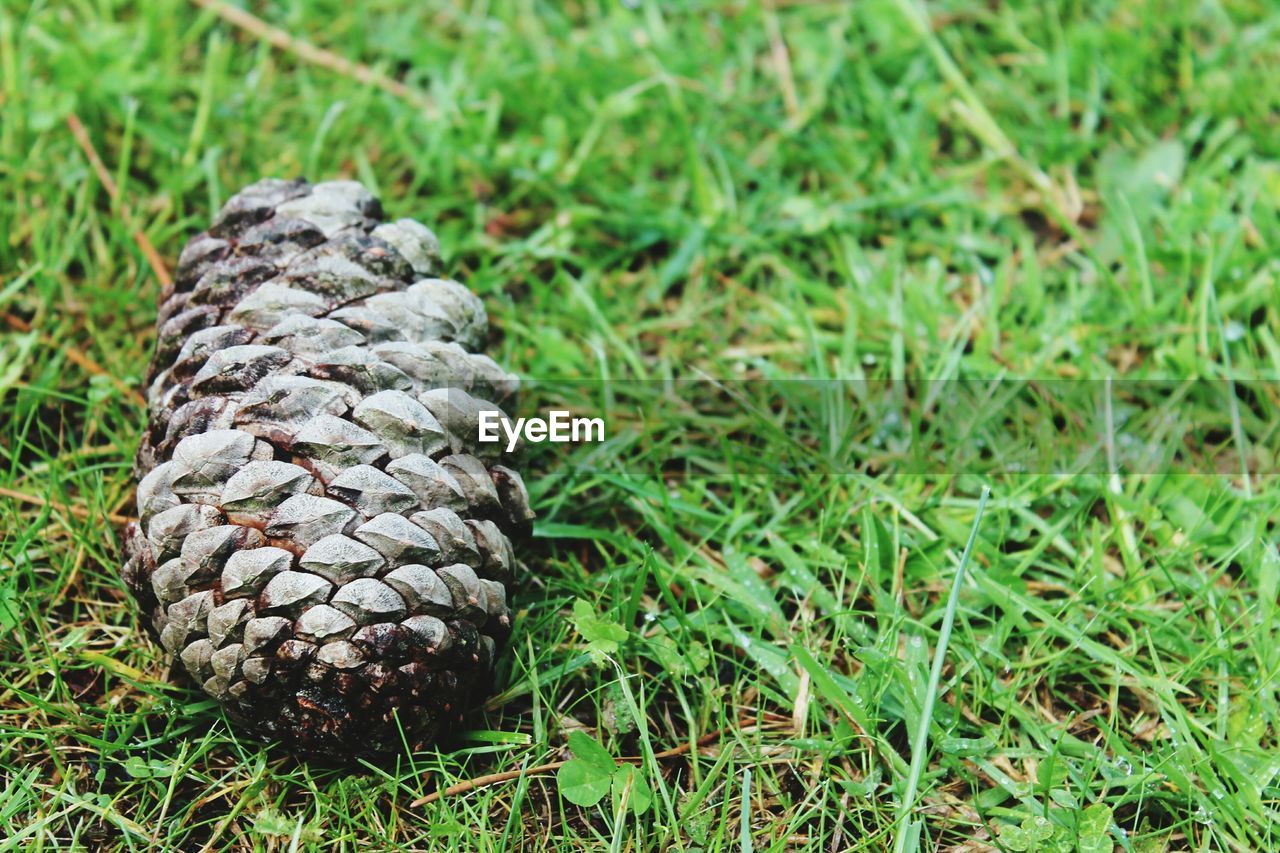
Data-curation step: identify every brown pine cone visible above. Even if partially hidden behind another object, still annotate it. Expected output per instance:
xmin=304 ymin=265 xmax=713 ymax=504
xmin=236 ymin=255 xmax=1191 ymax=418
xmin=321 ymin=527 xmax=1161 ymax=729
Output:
xmin=121 ymin=178 xmax=533 ymax=759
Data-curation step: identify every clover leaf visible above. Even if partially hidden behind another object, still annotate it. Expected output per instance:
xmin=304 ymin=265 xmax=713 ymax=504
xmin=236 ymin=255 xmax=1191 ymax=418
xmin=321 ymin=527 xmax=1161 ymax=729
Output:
xmin=571 ymin=599 xmax=628 ymax=660
xmin=556 ymin=732 xmax=652 ymax=814
xmin=556 ymin=732 xmax=616 ymax=806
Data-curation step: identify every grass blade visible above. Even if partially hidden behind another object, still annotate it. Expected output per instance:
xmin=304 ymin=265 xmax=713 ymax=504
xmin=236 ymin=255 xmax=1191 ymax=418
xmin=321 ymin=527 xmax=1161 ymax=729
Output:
xmin=893 ymin=486 xmax=991 ymax=853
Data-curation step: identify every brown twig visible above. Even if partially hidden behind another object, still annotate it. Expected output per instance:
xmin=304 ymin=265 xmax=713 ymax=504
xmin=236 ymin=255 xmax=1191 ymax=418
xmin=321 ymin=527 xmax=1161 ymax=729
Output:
xmin=763 ymin=1 xmax=800 ymax=120
xmin=4 ymin=313 xmax=147 ymax=409
xmin=0 ymin=486 xmax=136 ymax=526
xmin=411 ymin=721 xmax=766 ymax=807
xmin=66 ymin=114 xmax=173 ymax=290
xmin=65 ymin=347 xmax=148 ymax=408
xmin=190 ymin=0 xmax=436 ymax=115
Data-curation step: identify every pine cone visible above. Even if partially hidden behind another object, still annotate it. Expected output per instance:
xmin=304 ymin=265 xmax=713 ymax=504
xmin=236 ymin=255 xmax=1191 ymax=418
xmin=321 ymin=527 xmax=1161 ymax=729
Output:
xmin=121 ymin=178 xmax=533 ymax=759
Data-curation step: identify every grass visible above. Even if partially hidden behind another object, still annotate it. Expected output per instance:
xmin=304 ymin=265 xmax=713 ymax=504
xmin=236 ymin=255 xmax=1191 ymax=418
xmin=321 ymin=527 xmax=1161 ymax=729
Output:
xmin=2 ymin=0 xmax=1280 ymax=849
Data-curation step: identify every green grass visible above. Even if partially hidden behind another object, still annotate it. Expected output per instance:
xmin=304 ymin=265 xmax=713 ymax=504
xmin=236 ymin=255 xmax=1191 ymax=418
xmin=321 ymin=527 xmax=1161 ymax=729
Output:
xmin=3 ymin=0 xmax=1280 ymax=849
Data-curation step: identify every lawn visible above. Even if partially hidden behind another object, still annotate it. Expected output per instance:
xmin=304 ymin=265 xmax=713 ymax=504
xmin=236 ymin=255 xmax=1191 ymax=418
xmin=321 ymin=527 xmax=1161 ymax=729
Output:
xmin=2 ymin=0 xmax=1279 ymax=849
